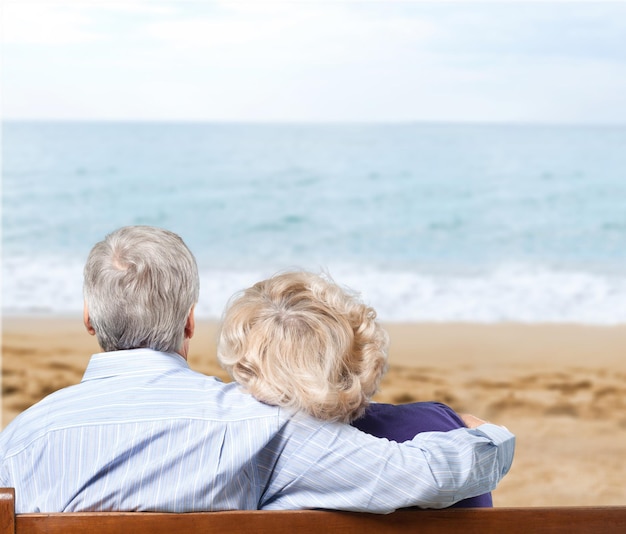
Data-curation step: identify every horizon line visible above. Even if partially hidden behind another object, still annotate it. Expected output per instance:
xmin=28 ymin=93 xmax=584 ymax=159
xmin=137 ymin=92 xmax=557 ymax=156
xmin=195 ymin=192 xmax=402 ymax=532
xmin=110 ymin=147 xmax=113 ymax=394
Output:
xmin=3 ymin=118 xmax=626 ymax=128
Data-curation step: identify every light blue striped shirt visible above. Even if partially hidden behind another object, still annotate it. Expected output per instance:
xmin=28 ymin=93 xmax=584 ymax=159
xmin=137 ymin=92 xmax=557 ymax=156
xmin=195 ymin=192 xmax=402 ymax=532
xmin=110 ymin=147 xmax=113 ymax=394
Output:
xmin=0 ymin=349 xmax=514 ymax=513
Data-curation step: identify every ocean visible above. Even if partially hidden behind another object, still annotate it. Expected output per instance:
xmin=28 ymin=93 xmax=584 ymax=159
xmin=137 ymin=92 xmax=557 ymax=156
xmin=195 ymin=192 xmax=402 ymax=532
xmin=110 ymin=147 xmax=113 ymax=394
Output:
xmin=3 ymin=121 xmax=626 ymax=323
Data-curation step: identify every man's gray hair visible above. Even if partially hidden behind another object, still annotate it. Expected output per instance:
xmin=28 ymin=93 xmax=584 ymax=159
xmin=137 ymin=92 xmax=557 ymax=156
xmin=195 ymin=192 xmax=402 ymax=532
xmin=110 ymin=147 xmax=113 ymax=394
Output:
xmin=83 ymin=226 xmax=199 ymax=353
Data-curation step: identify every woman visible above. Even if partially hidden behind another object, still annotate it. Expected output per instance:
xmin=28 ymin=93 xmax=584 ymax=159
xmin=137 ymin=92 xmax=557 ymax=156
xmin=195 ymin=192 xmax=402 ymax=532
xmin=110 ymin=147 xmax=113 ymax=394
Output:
xmin=218 ymin=271 xmax=492 ymax=508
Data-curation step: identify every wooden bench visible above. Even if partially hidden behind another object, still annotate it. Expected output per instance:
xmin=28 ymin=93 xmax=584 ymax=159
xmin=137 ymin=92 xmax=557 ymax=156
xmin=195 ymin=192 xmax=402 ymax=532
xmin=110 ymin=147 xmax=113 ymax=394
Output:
xmin=2 ymin=488 xmax=625 ymax=533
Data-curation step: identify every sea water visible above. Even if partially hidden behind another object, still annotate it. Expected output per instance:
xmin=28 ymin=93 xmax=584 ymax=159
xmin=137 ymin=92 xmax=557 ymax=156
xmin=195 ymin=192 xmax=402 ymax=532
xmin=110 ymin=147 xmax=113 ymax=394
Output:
xmin=3 ymin=121 xmax=626 ymax=323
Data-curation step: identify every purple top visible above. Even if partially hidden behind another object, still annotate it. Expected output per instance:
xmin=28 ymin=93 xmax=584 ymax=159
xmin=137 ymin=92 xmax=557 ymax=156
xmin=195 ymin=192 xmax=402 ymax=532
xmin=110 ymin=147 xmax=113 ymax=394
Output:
xmin=352 ymin=402 xmax=493 ymax=508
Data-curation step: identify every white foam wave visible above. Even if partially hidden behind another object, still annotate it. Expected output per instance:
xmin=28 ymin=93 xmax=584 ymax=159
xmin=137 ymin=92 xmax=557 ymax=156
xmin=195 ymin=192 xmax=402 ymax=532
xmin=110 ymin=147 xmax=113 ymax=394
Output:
xmin=331 ymin=265 xmax=626 ymax=324
xmin=3 ymin=258 xmax=626 ymax=324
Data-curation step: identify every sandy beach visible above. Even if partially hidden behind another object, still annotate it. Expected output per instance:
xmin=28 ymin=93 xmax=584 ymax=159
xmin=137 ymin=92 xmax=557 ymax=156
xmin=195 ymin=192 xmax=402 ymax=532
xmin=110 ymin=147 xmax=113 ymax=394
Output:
xmin=2 ymin=317 xmax=625 ymax=507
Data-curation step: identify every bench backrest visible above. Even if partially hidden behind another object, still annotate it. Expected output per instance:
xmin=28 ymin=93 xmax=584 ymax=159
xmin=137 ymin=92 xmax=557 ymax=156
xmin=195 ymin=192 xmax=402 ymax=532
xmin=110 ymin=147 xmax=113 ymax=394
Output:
xmin=2 ymin=488 xmax=625 ymax=533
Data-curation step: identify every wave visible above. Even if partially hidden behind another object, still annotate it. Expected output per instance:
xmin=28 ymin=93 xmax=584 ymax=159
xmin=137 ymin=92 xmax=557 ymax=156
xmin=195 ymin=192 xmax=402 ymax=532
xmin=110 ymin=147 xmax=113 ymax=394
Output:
xmin=3 ymin=258 xmax=626 ymax=324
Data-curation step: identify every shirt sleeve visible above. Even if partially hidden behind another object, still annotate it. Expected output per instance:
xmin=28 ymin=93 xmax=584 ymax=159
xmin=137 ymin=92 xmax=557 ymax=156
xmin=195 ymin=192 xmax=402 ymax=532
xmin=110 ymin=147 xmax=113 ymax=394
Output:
xmin=260 ymin=414 xmax=515 ymax=513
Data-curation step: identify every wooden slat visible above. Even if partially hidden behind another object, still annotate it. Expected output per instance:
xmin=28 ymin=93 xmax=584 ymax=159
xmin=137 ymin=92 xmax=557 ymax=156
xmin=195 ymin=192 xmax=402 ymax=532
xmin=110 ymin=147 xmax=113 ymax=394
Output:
xmin=13 ymin=507 xmax=626 ymax=534
xmin=0 ymin=488 xmax=15 ymax=534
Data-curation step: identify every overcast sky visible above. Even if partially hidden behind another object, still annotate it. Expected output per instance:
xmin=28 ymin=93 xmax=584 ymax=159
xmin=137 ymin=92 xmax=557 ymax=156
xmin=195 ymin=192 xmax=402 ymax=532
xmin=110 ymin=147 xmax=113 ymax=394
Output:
xmin=3 ymin=1 xmax=626 ymax=123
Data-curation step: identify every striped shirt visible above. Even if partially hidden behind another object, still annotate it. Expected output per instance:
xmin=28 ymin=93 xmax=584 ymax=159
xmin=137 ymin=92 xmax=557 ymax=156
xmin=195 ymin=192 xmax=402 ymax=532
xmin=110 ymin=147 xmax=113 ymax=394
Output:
xmin=0 ymin=349 xmax=515 ymax=513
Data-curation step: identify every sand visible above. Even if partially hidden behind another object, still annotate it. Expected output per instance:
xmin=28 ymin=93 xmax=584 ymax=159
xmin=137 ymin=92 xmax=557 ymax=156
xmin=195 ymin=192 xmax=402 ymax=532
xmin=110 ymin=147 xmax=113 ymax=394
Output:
xmin=2 ymin=316 xmax=626 ymax=507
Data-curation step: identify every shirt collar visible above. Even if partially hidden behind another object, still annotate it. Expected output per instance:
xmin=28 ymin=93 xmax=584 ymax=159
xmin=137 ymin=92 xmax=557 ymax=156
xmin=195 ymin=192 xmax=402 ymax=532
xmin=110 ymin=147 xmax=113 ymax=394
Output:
xmin=82 ymin=348 xmax=190 ymax=382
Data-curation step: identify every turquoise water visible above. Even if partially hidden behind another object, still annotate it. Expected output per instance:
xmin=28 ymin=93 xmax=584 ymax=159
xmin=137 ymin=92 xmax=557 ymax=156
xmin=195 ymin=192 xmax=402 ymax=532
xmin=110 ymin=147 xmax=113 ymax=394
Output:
xmin=3 ymin=121 xmax=626 ymax=322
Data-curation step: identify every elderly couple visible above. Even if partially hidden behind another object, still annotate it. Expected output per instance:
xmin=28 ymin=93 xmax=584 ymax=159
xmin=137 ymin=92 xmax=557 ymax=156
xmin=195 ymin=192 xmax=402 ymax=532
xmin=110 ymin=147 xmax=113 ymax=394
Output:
xmin=0 ymin=226 xmax=514 ymax=513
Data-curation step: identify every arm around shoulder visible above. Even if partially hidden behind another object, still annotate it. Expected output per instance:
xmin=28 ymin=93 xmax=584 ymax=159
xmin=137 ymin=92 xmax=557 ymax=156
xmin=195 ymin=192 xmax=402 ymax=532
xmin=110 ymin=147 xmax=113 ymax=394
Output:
xmin=262 ymin=415 xmax=515 ymax=513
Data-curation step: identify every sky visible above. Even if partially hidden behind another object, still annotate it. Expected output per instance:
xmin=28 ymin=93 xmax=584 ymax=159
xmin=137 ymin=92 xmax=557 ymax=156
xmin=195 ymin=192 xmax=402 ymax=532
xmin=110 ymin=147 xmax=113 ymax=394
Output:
xmin=2 ymin=1 xmax=626 ymax=123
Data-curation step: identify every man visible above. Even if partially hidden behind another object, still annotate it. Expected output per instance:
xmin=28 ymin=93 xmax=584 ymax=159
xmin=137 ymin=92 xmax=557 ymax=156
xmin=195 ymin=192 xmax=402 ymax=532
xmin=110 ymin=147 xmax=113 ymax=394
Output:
xmin=0 ymin=226 xmax=515 ymax=513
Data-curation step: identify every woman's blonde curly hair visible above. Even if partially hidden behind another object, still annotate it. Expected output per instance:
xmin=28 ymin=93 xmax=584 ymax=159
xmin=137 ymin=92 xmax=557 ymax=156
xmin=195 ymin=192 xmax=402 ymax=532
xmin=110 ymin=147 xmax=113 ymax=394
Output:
xmin=217 ymin=271 xmax=389 ymax=423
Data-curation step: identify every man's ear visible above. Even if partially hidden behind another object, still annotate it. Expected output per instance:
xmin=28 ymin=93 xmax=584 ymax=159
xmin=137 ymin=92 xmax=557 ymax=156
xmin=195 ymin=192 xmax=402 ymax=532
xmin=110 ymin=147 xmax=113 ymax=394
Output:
xmin=185 ymin=306 xmax=196 ymax=340
xmin=83 ymin=302 xmax=96 ymax=336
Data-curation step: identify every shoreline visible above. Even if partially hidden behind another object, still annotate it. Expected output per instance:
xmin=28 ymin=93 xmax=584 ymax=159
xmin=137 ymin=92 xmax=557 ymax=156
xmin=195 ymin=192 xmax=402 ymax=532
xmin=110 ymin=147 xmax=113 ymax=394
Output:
xmin=3 ymin=316 xmax=626 ymax=506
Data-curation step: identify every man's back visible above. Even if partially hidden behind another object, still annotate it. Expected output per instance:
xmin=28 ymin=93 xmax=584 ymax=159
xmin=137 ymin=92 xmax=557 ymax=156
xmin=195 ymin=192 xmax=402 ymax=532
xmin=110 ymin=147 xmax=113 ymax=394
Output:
xmin=0 ymin=349 xmax=283 ymax=512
